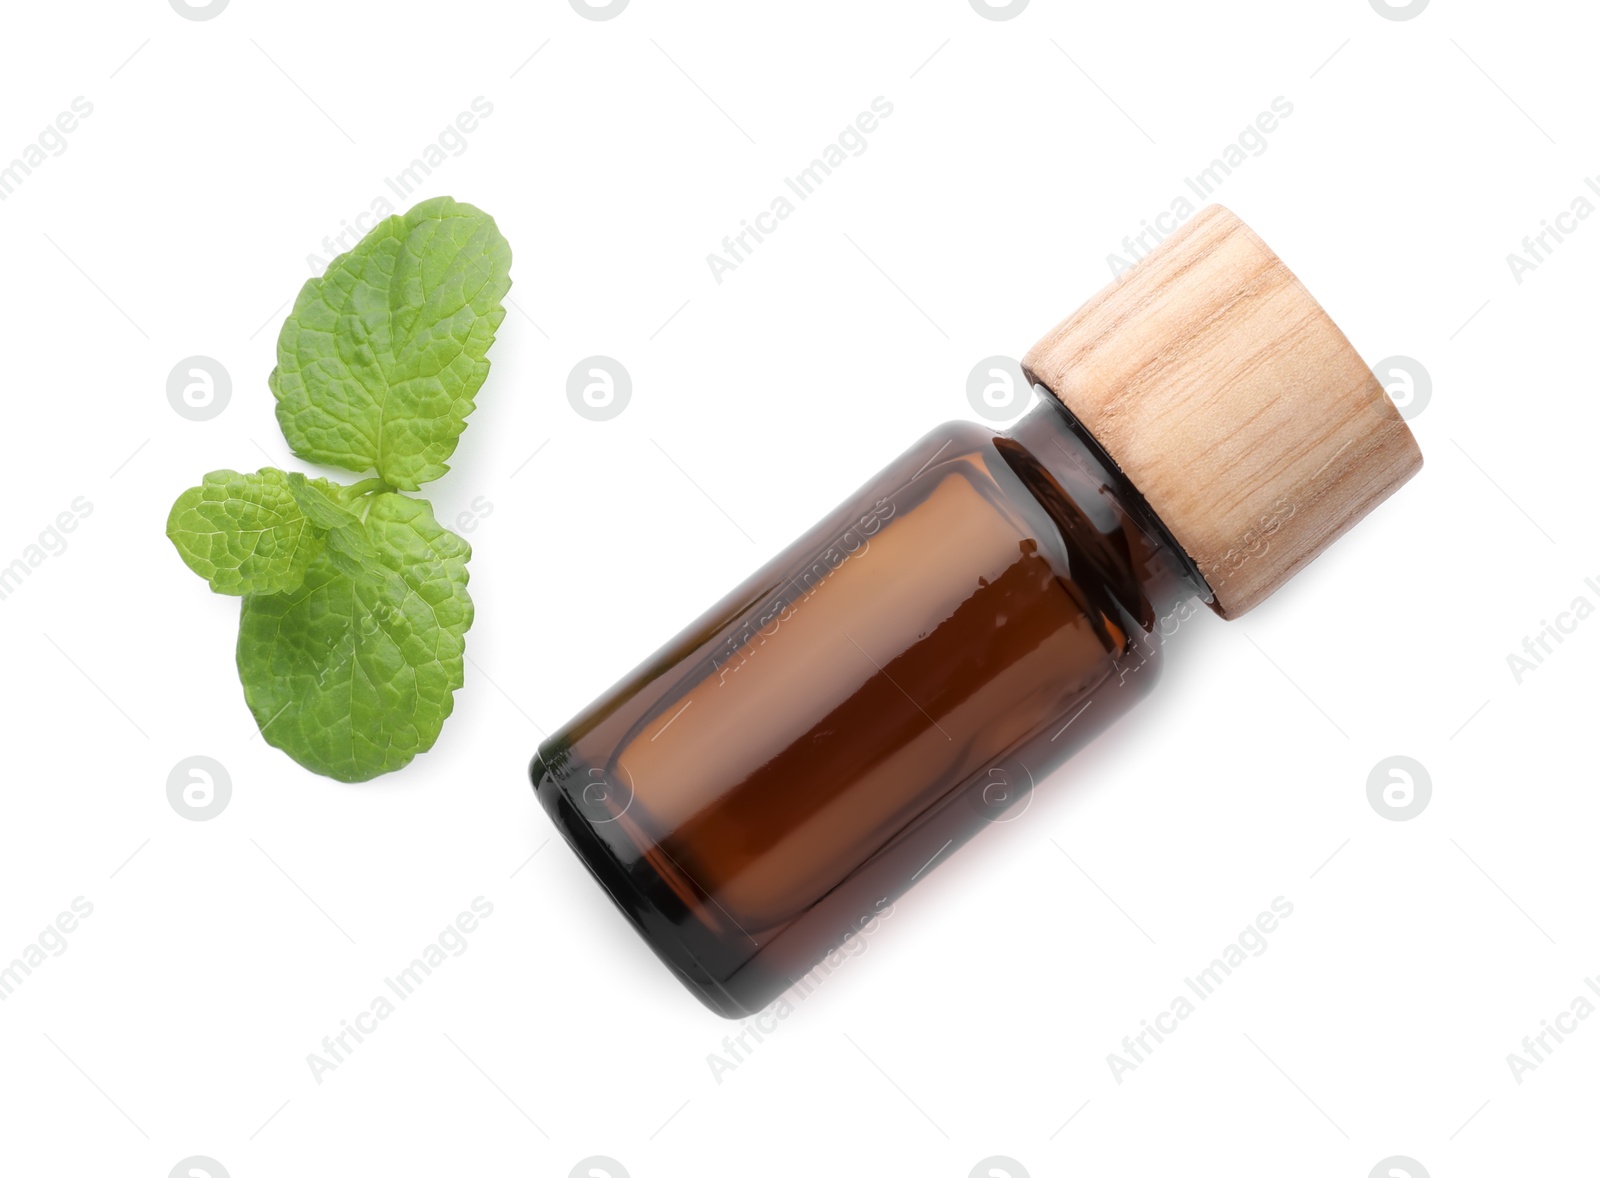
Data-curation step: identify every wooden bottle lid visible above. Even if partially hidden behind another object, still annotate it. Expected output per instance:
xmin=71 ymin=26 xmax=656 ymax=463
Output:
xmin=1022 ymin=204 xmax=1422 ymax=619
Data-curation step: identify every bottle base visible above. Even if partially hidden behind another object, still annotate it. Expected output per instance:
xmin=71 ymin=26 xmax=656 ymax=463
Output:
xmin=530 ymin=751 xmax=761 ymax=1019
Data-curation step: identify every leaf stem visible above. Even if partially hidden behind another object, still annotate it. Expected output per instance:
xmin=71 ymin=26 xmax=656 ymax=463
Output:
xmin=340 ymin=477 xmax=392 ymax=502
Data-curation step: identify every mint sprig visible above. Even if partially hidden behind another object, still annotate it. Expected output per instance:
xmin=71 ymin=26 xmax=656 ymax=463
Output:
xmin=167 ymin=196 xmax=511 ymax=783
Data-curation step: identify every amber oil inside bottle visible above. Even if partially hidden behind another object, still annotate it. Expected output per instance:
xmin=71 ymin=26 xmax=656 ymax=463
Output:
xmin=532 ymin=394 xmax=1209 ymax=1016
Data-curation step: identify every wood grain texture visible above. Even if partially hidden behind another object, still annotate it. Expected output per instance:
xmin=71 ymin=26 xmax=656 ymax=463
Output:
xmin=1023 ymin=204 xmax=1422 ymax=618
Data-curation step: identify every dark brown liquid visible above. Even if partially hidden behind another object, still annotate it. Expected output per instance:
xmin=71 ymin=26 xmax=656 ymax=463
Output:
xmin=533 ymin=400 xmax=1203 ymax=1015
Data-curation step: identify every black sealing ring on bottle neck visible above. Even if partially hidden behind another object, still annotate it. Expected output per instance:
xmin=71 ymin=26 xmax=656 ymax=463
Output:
xmin=1015 ymin=387 xmax=1216 ymax=609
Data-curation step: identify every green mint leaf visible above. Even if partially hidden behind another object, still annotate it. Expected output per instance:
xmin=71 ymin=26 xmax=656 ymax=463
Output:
xmin=236 ymin=492 xmax=473 ymax=782
xmin=166 ymin=468 xmax=325 ymax=596
xmin=283 ymin=471 xmax=361 ymax=530
xmin=270 ymin=196 xmax=513 ymax=491
xmin=283 ymin=472 xmax=384 ymax=586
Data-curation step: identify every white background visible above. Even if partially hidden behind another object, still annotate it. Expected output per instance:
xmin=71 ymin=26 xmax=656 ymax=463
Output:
xmin=0 ymin=1 xmax=1594 ymax=1175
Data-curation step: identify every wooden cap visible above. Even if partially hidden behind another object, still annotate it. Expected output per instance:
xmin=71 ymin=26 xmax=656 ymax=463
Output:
xmin=1022 ymin=205 xmax=1422 ymax=619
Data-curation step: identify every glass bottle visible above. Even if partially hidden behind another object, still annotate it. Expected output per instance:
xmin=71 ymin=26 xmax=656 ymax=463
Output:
xmin=530 ymin=205 xmax=1422 ymax=1016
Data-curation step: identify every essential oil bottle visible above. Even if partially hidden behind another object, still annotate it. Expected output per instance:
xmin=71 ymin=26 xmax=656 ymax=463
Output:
xmin=531 ymin=205 xmax=1422 ymax=1017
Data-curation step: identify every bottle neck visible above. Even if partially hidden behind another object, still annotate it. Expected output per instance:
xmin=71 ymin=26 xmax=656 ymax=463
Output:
xmin=1003 ymin=393 xmax=1213 ymax=624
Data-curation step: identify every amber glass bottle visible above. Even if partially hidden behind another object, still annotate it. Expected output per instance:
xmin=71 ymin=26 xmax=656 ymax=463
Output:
xmin=535 ymin=401 xmax=1198 ymax=1014
xmin=531 ymin=206 xmax=1422 ymax=1016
